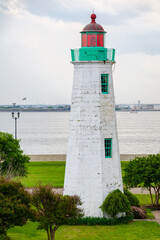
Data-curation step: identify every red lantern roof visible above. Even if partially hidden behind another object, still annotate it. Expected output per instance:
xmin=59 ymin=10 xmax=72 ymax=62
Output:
xmin=81 ymin=13 xmax=105 ymax=32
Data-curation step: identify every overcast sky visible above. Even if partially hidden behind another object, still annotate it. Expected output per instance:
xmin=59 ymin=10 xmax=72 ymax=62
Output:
xmin=0 ymin=0 xmax=160 ymax=105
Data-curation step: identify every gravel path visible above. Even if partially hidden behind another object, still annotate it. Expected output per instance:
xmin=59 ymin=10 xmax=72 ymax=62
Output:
xmin=26 ymin=187 xmax=152 ymax=195
xmin=152 ymin=211 xmax=160 ymax=224
xmin=130 ymin=188 xmax=150 ymax=194
xmin=134 ymin=211 xmax=160 ymax=225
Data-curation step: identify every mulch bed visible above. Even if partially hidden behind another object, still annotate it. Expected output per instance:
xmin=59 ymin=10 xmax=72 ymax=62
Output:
xmin=145 ymin=205 xmax=160 ymax=210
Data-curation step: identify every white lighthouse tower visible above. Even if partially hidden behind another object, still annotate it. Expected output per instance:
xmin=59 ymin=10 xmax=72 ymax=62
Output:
xmin=64 ymin=13 xmax=123 ymax=217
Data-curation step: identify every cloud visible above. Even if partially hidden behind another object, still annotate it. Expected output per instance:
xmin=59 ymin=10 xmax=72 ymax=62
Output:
xmin=0 ymin=0 xmax=26 ymax=15
xmin=1 ymin=0 xmax=160 ymax=56
xmin=0 ymin=3 xmax=82 ymax=104
xmin=0 ymin=0 xmax=160 ymax=104
xmin=114 ymin=53 xmax=160 ymax=104
xmin=20 ymin=0 xmax=160 ymax=28
xmin=107 ymin=24 xmax=160 ymax=55
xmin=3 ymin=0 xmax=160 ymax=27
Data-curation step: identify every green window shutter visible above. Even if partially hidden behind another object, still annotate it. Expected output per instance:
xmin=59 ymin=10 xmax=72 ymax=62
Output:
xmin=104 ymin=138 xmax=112 ymax=158
xmin=101 ymin=74 xmax=109 ymax=94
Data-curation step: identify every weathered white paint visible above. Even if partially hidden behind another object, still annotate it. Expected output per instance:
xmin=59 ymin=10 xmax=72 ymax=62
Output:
xmin=64 ymin=61 xmax=123 ymax=217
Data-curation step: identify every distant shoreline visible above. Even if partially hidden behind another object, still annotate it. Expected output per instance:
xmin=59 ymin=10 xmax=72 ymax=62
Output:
xmin=0 ymin=109 xmax=160 ymax=112
xmin=0 ymin=109 xmax=70 ymax=112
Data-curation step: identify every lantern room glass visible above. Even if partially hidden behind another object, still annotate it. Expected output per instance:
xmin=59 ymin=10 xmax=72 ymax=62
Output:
xmin=81 ymin=33 xmax=104 ymax=47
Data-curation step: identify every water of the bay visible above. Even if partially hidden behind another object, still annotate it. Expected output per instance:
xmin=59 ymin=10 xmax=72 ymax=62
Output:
xmin=0 ymin=111 xmax=160 ymax=155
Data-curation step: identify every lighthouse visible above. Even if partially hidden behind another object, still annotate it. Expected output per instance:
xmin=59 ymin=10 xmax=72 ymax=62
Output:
xmin=64 ymin=13 xmax=123 ymax=217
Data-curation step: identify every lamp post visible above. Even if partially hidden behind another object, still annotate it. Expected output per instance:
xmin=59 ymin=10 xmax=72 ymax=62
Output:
xmin=11 ymin=112 xmax=20 ymax=139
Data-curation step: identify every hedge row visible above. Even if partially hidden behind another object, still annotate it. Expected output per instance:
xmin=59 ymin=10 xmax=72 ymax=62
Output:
xmin=66 ymin=214 xmax=133 ymax=226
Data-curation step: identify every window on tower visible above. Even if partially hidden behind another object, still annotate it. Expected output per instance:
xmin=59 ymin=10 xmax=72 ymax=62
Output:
xmin=101 ymin=74 xmax=109 ymax=94
xmin=104 ymin=139 xmax=112 ymax=158
xmin=81 ymin=33 xmax=105 ymax=47
xmin=97 ymin=34 xmax=104 ymax=47
xmin=87 ymin=34 xmax=97 ymax=47
xmin=82 ymin=34 xmax=87 ymax=47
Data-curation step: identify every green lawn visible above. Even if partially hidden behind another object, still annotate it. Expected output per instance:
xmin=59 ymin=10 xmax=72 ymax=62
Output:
xmin=20 ymin=161 xmax=154 ymax=206
xmin=21 ymin=161 xmax=128 ymax=188
xmin=8 ymin=221 xmax=160 ymax=240
xmin=21 ymin=161 xmax=65 ymax=187
xmin=135 ymin=194 xmax=155 ymax=206
xmin=121 ymin=161 xmax=129 ymax=178
xmin=8 ymin=161 xmax=158 ymax=239
xmin=146 ymin=208 xmax=155 ymax=219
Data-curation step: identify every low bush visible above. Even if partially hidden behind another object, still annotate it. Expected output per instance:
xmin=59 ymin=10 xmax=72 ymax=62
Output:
xmin=0 ymin=234 xmax=10 ymax=240
xmin=31 ymin=185 xmax=83 ymax=240
xmin=66 ymin=214 xmax=133 ymax=225
xmin=0 ymin=178 xmax=33 ymax=239
xmin=131 ymin=206 xmax=147 ymax=219
xmin=0 ymin=227 xmax=10 ymax=240
xmin=100 ymin=189 xmax=131 ymax=217
xmin=124 ymin=188 xmax=140 ymax=207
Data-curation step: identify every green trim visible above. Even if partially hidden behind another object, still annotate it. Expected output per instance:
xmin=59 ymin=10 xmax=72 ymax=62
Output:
xmin=71 ymin=48 xmax=115 ymax=62
xmin=104 ymin=138 xmax=112 ymax=158
xmin=101 ymin=74 xmax=109 ymax=94
xmin=112 ymin=49 xmax=115 ymax=61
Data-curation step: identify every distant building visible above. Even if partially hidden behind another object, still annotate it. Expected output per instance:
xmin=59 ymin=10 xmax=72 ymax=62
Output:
xmin=154 ymin=104 xmax=160 ymax=110
xmin=134 ymin=104 xmax=154 ymax=111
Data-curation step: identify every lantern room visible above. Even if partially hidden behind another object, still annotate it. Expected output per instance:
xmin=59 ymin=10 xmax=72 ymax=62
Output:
xmin=71 ymin=13 xmax=115 ymax=62
xmin=81 ymin=13 xmax=106 ymax=47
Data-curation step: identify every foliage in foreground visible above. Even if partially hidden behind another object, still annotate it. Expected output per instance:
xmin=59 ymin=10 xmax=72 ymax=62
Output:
xmin=8 ymin=221 xmax=160 ymax=240
xmin=123 ymin=188 xmax=140 ymax=207
xmin=0 ymin=178 xmax=33 ymax=239
xmin=0 ymin=132 xmax=30 ymax=179
xmin=123 ymin=154 xmax=160 ymax=207
xmin=100 ymin=189 xmax=131 ymax=217
xmin=31 ymin=185 xmax=83 ymax=240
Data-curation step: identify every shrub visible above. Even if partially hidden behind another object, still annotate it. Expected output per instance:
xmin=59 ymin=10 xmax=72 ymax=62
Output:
xmin=0 ymin=233 xmax=10 ymax=240
xmin=31 ymin=185 xmax=83 ymax=240
xmin=124 ymin=188 xmax=140 ymax=207
xmin=131 ymin=206 xmax=147 ymax=219
xmin=0 ymin=178 xmax=33 ymax=239
xmin=100 ymin=189 xmax=131 ymax=217
xmin=0 ymin=226 xmax=10 ymax=240
xmin=0 ymin=132 xmax=30 ymax=179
